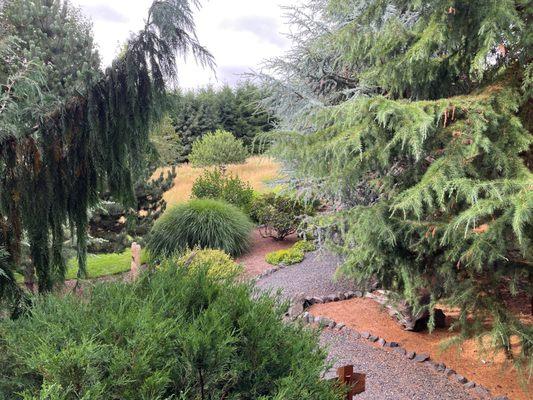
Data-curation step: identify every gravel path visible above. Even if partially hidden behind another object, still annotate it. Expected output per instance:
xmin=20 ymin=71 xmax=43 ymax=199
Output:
xmin=321 ymin=329 xmax=477 ymax=400
xmin=255 ymin=250 xmax=478 ymax=400
xmin=255 ymin=250 xmax=356 ymax=299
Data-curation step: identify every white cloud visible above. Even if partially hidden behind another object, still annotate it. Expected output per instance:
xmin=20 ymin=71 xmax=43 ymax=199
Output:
xmin=72 ymin=0 xmax=296 ymax=89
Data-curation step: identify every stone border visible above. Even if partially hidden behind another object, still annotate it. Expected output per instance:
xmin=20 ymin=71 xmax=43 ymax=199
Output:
xmin=289 ymin=292 xmax=507 ymax=400
xmin=254 ymin=264 xmax=289 ymax=280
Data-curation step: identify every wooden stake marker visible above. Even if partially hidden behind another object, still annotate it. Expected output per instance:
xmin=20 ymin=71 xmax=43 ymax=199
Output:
xmin=329 ymin=365 xmax=366 ymax=399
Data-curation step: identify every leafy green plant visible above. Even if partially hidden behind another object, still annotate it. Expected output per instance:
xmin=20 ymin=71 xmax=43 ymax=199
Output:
xmin=265 ymin=248 xmax=304 ymax=266
xmin=0 ymin=263 xmax=341 ymax=399
xmin=251 ymin=193 xmax=310 ymax=241
xmin=191 ymin=169 xmax=254 ymax=212
xmin=176 ymin=248 xmax=243 ymax=279
xmin=147 ymin=199 xmax=253 ymax=258
xmin=265 ymin=240 xmax=316 ymax=266
xmin=293 ymin=240 xmax=316 ymax=253
xmin=189 ymin=129 xmax=249 ymax=167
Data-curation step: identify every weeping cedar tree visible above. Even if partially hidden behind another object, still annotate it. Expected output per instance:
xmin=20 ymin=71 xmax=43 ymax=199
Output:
xmin=0 ymin=0 xmax=214 ymax=308
xmin=256 ymin=0 xmax=533 ymax=375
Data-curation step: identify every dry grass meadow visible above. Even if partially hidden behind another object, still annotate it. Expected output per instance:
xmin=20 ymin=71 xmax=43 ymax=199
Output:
xmin=154 ymin=156 xmax=281 ymax=206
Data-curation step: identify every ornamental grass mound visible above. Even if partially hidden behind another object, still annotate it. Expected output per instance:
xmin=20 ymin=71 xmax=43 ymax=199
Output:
xmin=147 ymin=199 xmax=253 ymax=258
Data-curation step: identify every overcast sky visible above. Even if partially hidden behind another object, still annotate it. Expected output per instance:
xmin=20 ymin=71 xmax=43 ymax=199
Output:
xmin=72 ymin=0 xmax=296 ymax=89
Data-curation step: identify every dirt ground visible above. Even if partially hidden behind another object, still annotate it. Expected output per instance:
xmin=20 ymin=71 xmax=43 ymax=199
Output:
xmin=155 ymin=156 xmax=281 ymax=206
xmin=237 ymin=229 xmax=297 ymax=276
xmin=310 ymin=298 xmax=532 ymax=400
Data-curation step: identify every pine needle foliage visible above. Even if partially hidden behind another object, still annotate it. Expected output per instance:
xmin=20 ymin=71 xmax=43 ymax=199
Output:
xmin=259 ymin=0 xmax=533 ymax=377
xmin=0 ymin=265 xmax=340 ymax=399
xmin=0 ymin=0 xmax=214 ymax=299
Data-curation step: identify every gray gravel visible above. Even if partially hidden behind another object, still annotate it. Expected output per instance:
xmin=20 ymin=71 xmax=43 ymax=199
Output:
xmin=255 ymin=251 xmax=479 ymax=400
xmin=255 ymin=250 xmax=356 ymax=299
xmin=321 ymin=329 xmax=478 ymax=400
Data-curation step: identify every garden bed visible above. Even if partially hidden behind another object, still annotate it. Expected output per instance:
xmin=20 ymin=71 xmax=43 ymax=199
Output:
xmin=310 ymin=298 xmax=532 ymax=400
xmin=236 ymin=229 xmax=298 ymax=277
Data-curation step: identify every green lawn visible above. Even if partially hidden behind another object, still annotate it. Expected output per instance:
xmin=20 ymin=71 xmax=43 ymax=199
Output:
xmin=16 ymin=249 xmax=147 ymax=283
xmin=65 ymin=248 xmax=148 ymax=279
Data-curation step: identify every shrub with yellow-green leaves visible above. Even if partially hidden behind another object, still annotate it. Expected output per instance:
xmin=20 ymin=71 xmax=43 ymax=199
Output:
xmin=177 ymin=249 xmax=243 ymax=279
xmin=265 ymin=240 xmax=316 ymax=266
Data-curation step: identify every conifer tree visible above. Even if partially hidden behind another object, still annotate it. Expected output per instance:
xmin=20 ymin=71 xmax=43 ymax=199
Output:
xmin=167 ymin=82 xmax=276 ymax=159
xmin=258 ymin=0 xmax=533 ymax=374
xmin=0 ymin=0 xmax=213 ymax=308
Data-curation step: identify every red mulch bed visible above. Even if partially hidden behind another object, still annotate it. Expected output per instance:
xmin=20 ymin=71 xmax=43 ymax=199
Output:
xmin=310 ymin=298 xmax=532 ymax=400
xmin=237 ymin=229 xmax=297 ymax=277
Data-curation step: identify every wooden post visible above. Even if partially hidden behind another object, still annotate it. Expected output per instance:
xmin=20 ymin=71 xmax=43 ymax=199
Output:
xmin=130 ymin=242 xmax=141 ymax=280
xmin=337 ymin=365 xmax=365 ymax=399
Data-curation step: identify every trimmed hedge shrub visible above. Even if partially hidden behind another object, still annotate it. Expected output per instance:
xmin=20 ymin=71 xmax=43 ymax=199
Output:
xmin=0 ymin=264 xmax=341 ymax=399
xmin=176 ymin=248 xmax=243 ymax=279
xmin=147 ymin=199 xmax=253 ymax=258
xmin=189 ymin=130 xmax=248 ymax=167
xmin=251 ymin=193 xmax=310 ymax=241
xmin=191 ymin=169 xmax=254 ymax=212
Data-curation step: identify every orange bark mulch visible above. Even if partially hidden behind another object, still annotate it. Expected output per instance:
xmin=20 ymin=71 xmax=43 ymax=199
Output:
xmin=236 ymin=229 xmax=297 ymax=277
xmin=310 ymin=298 xmax=532 ymax=400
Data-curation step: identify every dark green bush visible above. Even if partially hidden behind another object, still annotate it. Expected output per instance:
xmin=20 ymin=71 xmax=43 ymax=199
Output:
xmin=0 ymin=265 xmax=341 ymax=399
xmin=189 ymin=129 xmax=248 ymax=167
xmin=147 ymin=199 xmax=253 ymax=258
xmin=251 ymin=193 xmax=310 ymax=241
xmin=191 ymin=169 xmax=254 ymax=212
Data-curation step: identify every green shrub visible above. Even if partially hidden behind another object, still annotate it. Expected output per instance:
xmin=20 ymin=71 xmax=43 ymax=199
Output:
xmin=265 ymin=248 xmax=304 ymax=266
xmin=189 ymin=129 xmax=248 ymax=167
xmin=265 ymin=240 xmax=316 ymax=266
xmin=191 ymin=169 xmax=254 ymax=212
xmin=293 ymin=240 xmax=317 ymax=253
xmin=176 ymin=248 xmax=243 ymax=279
xmin=0 ymin=265 xmax=341 ymax=399
xmin=147 ymin=199 xmax=253 ymax=258
xmin=251 ymin=193 xmax=310 ymax=241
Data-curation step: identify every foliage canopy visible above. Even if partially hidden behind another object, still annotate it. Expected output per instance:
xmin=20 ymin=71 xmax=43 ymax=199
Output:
xmin=191 ymin=168 xmax=254 ymax=212
xmin=0 ymin=264 xmax=340 ymax=399
xmin=0 ymin=0 xmax=213 ymax=308
xmin=257 ymin=0 xmax=533 ymax=375
xmin=189 ymin=129 xmax=249 ymax=167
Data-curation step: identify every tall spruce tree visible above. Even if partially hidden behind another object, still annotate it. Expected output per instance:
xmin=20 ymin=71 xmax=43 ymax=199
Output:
xmin=258 ymin=0 xmax=533 ymax=375
xmin=0 ymin=0 xmax=213 ymax=310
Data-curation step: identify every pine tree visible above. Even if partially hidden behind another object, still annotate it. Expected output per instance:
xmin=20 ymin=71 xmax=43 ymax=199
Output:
xmin=258 ymin=0 xmax=533 ymax=375
xmin=2 ymin=0 xmax=101 ymax=99
xmin=0 ymin=0 xmax=213 ymax=310
xmin=168 ymin=82 xmax=276 ymax=159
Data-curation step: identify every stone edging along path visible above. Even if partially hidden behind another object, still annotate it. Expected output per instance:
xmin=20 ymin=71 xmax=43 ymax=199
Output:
xmin=285 ymin=290 xmax=509 ymax=400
